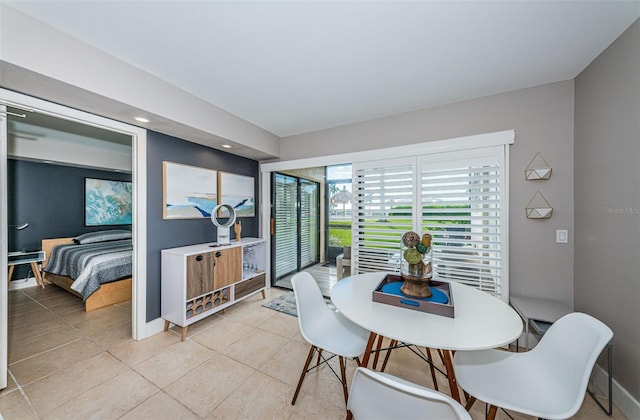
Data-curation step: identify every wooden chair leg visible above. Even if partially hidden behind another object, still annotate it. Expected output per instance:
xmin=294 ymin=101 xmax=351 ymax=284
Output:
xmin=339 ymin=356 xmax=349 ymax=405
xmin=317 ymin=348 xmax=323 ymax=366
xmin=371 ymin=335 xmax=385 ymax=369
xmin=425 ymin=347 xmax=439 ymax=391
xmin=345 ymin=410 xmax=353 ymax=420
xmin=360 ymin=332 xmax=377 ymax=368
xmin=487 ymin=405 xmax=498 ymax=420
xmin=442 ymin=350 xmax=461 ymax=403
xmin=292 ymin=345 xmax=316 ymax=405
xmin=380 ymin=339 xmax=397 ymax=372
xmin=464 ymin=396 xmax=477 ymax=411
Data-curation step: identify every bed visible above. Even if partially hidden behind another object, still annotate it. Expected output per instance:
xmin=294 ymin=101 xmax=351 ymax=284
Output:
xmin=41 ymin=230 xmax=133 ymax=312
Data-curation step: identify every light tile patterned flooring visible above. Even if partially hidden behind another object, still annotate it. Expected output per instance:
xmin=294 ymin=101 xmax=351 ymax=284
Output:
xmin=0 ymin=282 xmax=627 ymax=419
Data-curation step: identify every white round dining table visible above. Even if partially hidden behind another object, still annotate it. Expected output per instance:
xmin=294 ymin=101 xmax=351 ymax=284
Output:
xmin=330 ymin=272 xmax=523 ymax=402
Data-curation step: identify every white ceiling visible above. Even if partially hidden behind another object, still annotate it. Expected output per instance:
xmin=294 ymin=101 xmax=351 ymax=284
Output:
xmin=6 ymin=1 xmax=640 ymax=138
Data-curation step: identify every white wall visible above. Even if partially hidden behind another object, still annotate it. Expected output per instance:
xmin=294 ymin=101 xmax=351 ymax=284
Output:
xmin=9 ymin=134 xmax=131 ymax=172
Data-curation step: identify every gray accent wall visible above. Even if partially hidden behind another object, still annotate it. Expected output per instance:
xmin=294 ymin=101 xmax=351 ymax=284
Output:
xmin=281 ymin=81 xmax=576 ymax=305
xmin=146 ymin=131 xmax=259 ymax=322
xmin=574 ymin=19 xmax=640 ymax=400
xmin=7 ymin=160 xmax=132 ymax=280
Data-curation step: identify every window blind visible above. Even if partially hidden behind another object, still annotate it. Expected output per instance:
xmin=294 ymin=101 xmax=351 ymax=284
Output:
xmin=352 ymin=146 xmax=508 ymax=301
xmin=274 ymin=173 xmax=298 ymax=278
xmin=352 ymin=159 xmax=415 ymax=274
xmin=419 ymin=153 xmax=504 ymax=299
xmin=300 ymin=179 xmax=319 ymax=268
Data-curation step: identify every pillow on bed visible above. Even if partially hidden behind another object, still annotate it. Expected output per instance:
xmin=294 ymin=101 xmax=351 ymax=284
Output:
xmin=74 ymin=230 xmax=132 ymax=244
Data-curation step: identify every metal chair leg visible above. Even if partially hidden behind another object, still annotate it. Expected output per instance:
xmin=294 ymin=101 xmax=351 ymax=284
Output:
xmin=587 ymin=341 xmax=613 ymax=416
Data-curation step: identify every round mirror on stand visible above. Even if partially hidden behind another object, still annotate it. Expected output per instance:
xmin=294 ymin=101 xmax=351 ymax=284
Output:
xmin=210 ymin=204 xmax=237 ymax=245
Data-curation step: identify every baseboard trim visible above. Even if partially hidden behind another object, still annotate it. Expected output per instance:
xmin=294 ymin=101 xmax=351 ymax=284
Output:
xmin=594 ymin=363 xmax=640 ymax=419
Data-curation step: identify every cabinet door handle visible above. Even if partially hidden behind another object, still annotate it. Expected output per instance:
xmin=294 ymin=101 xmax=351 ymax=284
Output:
xmin=215 ymin=251 xmax=222 ymax=258
xmin=195 ymin=255 xmax=203 ymax=262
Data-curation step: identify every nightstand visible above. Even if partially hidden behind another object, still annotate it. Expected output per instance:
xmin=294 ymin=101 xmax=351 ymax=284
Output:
xmin=8 ymin=250 xmax=46 ymax=288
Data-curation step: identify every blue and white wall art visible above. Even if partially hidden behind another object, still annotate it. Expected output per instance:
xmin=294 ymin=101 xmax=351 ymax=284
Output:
xmin=220 ymin=172 xmax=255 ymax=217
xmin=163 ymin=161 xmax=218 ymax=219
xmin=85 ymin=178 xmax=133 ymax=226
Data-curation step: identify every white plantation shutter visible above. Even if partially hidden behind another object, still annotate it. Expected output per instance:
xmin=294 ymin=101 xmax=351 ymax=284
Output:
xmin=352 ymin=159 xmax=415 ymax=273
xmin=419 ymin=150 xmax=506 ymax=299
xmin=352 ymin=145 xmax=509 ymax=302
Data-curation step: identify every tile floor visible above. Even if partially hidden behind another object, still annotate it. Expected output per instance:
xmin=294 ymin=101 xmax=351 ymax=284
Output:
xmin=0 ymin=284 xmax=627 ymax=419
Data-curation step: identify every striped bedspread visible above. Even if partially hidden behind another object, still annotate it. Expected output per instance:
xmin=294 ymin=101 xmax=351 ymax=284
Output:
xmin=44 ymin=239 xmax=132 ymax=300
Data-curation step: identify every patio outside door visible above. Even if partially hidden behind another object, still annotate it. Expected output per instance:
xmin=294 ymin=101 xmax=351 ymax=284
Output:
xmin=271 ymin=173 xmax=320 ymax=284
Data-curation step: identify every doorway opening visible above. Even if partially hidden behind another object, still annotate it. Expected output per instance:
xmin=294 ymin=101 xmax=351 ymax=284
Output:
xmin=1 ymin=90 xmax=147 ymax=389
xmin=271 ymin=172 xmax=320 ymax=286
xmin=269 ymin=165 xmax=353 ymax=296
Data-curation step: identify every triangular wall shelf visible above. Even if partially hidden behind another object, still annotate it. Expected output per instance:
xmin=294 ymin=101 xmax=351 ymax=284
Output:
xmin=526 ymin=191 xmax=553 ymax=219
xmin=525 ymin=152 xmax=552 ymax=180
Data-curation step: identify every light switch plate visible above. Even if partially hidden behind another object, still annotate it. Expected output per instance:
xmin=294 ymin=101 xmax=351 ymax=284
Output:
xmin=556 ymin=229 xmax=568 ymax=243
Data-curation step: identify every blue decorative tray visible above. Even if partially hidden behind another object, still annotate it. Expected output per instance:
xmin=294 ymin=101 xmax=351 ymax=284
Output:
xmin=372 ymin=274 xmax=455 ymax=318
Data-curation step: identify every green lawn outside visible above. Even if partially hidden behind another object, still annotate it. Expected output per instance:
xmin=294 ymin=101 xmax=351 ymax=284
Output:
xmin=328 ymin=214 xmax=471 ymax=249
xmin=328 ymin=226 xmax=352 ymax=246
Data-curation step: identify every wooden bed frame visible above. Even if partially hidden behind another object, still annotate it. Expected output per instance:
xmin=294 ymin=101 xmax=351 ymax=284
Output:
xmin=41 ymin=237 xmax=132 ymax=312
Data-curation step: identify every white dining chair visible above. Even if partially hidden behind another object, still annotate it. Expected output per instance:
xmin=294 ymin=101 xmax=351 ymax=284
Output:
xmin=453 ymin=312 xmax=613 ymax=420
xmin=291 ymin=272 xmax=370 ymax=406
xmin=346 ymin=367 xmax=471 ymax=420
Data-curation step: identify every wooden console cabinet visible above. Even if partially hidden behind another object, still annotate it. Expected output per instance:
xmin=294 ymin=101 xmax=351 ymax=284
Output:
xmin=161 ymin=237 xmax=266 ymax=341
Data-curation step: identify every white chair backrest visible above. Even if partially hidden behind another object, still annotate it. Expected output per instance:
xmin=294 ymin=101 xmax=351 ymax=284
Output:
xmin=291 ymin=272 xmax=331 ymax=340
xmin=532 ymin=312 xmax=613 ymax=414
xmin=347 ymin=367 xmax=471 ymax=420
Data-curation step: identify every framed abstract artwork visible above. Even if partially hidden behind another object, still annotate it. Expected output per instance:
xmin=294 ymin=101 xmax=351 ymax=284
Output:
xmin=163 ymin=161 xmax=218 ymax=219
xmin=84 ymin=178 xmax=133 ymax=226
xmin=219 ymin=172 xmax=255 ymax=217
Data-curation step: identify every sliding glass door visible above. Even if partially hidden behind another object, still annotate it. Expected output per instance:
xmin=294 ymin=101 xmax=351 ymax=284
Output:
xmin=273 ymin=173 xmax=298 ymax=279
xmin=299 ymin=178 xmax=319 ymax=268
xmin=271 ymin=173 xmax=320 ymax=283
